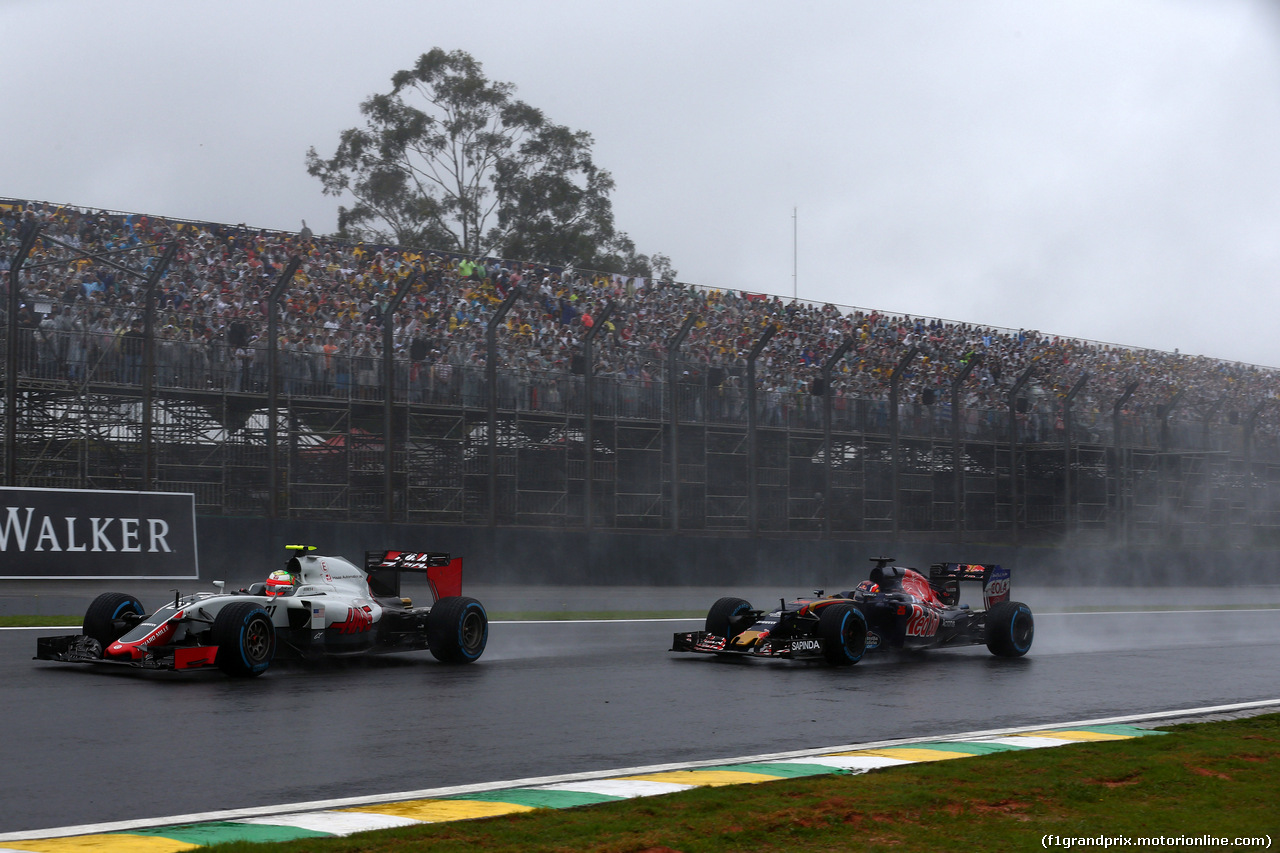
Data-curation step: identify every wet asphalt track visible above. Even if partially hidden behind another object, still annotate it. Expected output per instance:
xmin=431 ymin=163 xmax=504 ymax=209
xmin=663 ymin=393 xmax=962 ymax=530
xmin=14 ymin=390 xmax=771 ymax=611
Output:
xmin=2 ymin=585 xmax=1280 ymax=834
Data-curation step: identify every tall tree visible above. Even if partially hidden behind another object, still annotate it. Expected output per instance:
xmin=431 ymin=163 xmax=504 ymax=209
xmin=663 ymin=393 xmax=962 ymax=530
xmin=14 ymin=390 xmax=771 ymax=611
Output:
xmin=306 ymin=48 xmax=671 ymax=277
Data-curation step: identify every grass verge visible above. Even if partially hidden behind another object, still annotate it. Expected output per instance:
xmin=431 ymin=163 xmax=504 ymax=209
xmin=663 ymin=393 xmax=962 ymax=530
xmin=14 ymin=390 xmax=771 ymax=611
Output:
xmin=0 ymin=615 xmax=81 ymax=628
xmin=186 ymin=713 xmax=1280 ymax=852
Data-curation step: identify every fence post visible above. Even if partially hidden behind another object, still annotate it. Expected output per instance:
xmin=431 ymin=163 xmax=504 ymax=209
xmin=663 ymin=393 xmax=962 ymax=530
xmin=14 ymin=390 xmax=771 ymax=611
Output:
xmin=383 ymin=273 xmax=419 ymax=523
xmin=486 ymin=286 xmax=522 ymax=527
xmin=583 ymin=301 xmax=614 ymax=531
xmin=746 ymin=323 xmax=778 ymax=536
xmin=950 ymin=355 xmax=980 ymax=538
xmin=4 ymin=222 xmax=42 ymax=486
xmin=266 ymin=257 xmax=302 ymax=519
xmin=1111 ymin=381 xmax=1141 ymax=544
xmin=139 ymin=242 xmax=178 ymax=490
xmin=1158 ymin=389 xmax=1185 ymax=452
xmin=821 ymin=339 xmax=853 ymax=538
xmin=888 ymin=345 xmax=919 ymax=536
xmin=1006 ymin=366 xmax=1035 ymax=543
xmin=1062 ymin=372 xmax=1089 ymax=534
xmin=666 ymin=312 xmax=698 ymax=531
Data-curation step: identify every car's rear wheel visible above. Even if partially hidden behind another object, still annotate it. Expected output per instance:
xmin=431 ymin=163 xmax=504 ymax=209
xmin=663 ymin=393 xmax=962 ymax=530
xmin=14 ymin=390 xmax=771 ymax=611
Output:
xmin=705 ymin=596 xmax=755 ymax=638
xmin=428 ymin=596 xmax=488 ymax=663
xmin=213 ymin=602 xmax=275 ymax=677
xmin=985 ymin=601 xmax=1034 ymax=657
xmin=82 ymin=593 xmax=146 ymax=647
xmin=819 ymin=603 xmax=868 ymax=666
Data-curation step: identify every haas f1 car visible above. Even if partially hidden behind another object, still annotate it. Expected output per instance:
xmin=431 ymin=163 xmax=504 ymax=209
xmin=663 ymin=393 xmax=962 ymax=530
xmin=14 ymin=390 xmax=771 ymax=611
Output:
xmin=35 ymin=546 xmax=488 ymax=677
xmin=672 ymin=557 xmax=1033 ymax=666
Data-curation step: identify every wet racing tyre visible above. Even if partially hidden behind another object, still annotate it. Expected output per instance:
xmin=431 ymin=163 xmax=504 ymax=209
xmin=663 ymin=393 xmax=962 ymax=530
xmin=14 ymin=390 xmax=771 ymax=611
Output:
xmin=705 ymin=596 xmax=755 ymax=638
xmin=818 ymin=603 xmax=868 ymax=666
xmin=82 ymin=593 xmax=146 ymax=647
xmin=985 ymin=600 xmax=1034 ymax=657
xmin=427 ymin=596 xmax=488 ymax=663
xmin=213 ymin=601 xmax=276 ymax=677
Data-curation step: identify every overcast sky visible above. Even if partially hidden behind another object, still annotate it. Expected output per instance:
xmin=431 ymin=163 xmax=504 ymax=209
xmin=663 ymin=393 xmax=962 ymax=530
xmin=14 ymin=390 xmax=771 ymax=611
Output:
xmin=4 ymin=1 xmax=1280 ymax=366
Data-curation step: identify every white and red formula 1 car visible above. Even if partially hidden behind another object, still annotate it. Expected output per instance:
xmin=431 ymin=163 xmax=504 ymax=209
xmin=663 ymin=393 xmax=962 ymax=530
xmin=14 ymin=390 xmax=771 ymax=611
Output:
xmin=35 ymin=545 xmax=487 ymax=677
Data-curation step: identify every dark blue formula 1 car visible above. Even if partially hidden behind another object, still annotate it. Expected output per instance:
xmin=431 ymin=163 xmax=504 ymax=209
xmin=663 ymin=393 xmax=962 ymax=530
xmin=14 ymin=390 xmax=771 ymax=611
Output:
xmin=671 ymin=557 xmax=1033 ymax=666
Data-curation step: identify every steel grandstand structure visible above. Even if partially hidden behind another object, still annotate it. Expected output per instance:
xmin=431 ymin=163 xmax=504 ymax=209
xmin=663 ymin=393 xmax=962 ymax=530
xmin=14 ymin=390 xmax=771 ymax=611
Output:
xmin=5 ymin=201 xmax=1280 ymax=549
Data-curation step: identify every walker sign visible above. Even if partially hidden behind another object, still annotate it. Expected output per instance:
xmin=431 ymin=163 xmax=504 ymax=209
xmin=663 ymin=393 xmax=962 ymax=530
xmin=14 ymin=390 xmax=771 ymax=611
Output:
xmin=0 ymin=487 xmax=198 ymax=579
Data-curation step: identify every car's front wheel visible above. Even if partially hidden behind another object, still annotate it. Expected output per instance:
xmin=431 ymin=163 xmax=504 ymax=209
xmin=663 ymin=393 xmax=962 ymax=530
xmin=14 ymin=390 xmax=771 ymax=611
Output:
xmin=213 ymin=602 xmax=275 ymax=677
xmin=705 ymin=596 xmax=755 ymax=638
xmin=985 ymin=601 xmax=1034 ymax=657
xmin=819 ymin=603 xmax=868 ymax=666
xmin=82 ymin=592 xmax=146 ymax=647
xmin=428 ymin=596 xmax=488 ymax=663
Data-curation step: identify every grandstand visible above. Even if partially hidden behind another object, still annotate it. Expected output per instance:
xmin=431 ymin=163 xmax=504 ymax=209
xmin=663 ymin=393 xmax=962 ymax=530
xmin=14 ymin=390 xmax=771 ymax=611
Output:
xmin=4 ymin=196 xmax=1280 ymax=549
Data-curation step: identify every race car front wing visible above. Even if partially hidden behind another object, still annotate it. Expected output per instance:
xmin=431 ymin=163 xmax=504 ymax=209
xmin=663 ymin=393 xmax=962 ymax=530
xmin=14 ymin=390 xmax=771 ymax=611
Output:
xmin=671 ymin=630 xmax=831 ymax=660
xmin=673 ymin=629 xmax=888 ymax=660
xmin=36 ymin=634 xmax=220 ymax=672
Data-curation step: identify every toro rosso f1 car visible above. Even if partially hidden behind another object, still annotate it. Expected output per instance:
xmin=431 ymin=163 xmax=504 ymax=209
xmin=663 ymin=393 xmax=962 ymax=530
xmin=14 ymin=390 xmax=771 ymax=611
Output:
xmin=35 ymin=545 xmax=488 ymax=677
xmin=671 ymin=557 xmax=1033 ymax=666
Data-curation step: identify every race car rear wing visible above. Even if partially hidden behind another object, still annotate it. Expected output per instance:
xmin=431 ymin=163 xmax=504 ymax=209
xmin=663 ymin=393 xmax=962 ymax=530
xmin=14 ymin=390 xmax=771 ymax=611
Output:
xmin=928 ymin=563 xmax=1011 ymax=610
xmin=364 ymin=551 xmax=463 ymax=602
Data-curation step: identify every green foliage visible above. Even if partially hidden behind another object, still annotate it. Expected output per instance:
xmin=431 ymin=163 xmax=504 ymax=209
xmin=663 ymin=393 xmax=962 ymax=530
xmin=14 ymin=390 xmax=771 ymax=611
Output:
xmin=306 ymin=48 xmax=671 ymax=277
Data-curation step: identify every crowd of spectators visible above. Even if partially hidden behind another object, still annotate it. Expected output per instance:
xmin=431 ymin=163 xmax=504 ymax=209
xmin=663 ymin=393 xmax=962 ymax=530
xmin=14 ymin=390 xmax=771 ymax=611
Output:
xmin=3 ymin=197 xmax=1277 ymax=449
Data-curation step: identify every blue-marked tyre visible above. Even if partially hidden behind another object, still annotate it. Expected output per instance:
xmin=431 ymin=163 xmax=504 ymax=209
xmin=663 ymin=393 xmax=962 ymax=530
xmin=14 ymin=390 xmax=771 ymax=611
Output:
xmin=818 ymin=603 xmax=868 ymax=666
xmin=213 ymin=601 xmax=275 ymax=677
xmin=83 ymin=592 xmax=146 ymax=647
xmin=705 ymin=596 xmax=755 ymax=639
xmin=986 ymin=601 xmax=1034 ymax=657
xmin=428 ymin=597 xmax=488 ymax=664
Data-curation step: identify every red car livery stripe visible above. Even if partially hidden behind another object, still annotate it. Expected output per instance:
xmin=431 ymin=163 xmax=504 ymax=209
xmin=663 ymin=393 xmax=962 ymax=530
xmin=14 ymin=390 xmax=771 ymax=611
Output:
xmin=107 ymin=617 xmax=178 ymax=660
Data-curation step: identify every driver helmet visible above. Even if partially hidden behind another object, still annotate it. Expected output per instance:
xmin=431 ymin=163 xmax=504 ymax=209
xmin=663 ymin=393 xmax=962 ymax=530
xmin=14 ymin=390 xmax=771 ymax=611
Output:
xmin=265 ymin=569 xmax=296 ymax=596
